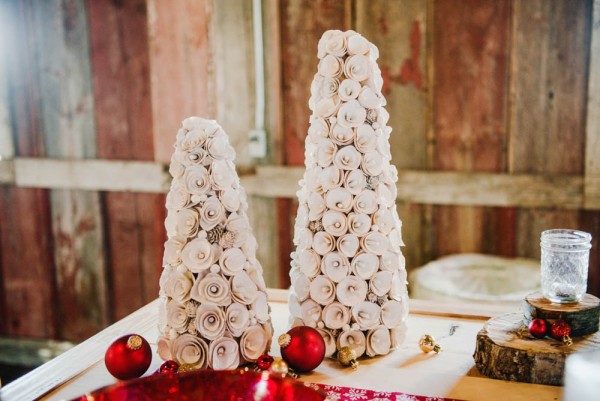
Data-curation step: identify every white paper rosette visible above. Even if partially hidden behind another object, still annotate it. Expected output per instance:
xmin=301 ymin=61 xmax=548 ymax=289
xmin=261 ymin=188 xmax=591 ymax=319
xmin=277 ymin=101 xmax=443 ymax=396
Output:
xmin=289 ymin=30 xmax=409 ymax=359
xmin=316 ymin=328 xmax=337 ymax=358
xmin=299 ymin=249 xmax=321 ymax=278
xmin=226 ymin=303 xmax=250 ymax=337
xmin=336 ymin=276 xmax=368 ymax=307
xmin=181 ymin=238 xmax=215 ymax=273
xmin=351 ymin=301 xmax=381 ymax=330
xmin=163 ymin=269 xmax=194 ymax=303
xmin=337 ymin=330 xmax=366 ymax=358
xmin=190 ymin=272 xmax=232 ymax=306
xmin=171 ymin=334 xmax=209 ymax=369
xmin=348 ymin=213 xmax=371 ymax=237
xmin=309 ymin=275 xmax=337 ymax=305
xmin=159 ymin=117 xmax=272 ymax=369
xmin=322 ymin=301 xmax=351 ymax=329
xmin=321 ymin=252 xmax=349 ymax=283
xmin=208 ymin=337 xmax=239 ymax=370
xmin=240 ymin=325 xmax=271 ymax=362
xmin=320 ymin=166 xmax=344 ymax=191
xmin=326 ymin=187 xmax=353 ymax=212
xmin=338 ymin=79 xmax=361 ymax=101
xmin=344 ymin=169 xmax=366 ymax=195
xmin=366 ymin=325 xmax=392 ymax=357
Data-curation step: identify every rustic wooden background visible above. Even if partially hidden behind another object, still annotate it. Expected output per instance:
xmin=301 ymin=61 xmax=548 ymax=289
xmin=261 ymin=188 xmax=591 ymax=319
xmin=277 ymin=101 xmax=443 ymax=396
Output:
xmin=0 ymin=0 xmax=598 ymax=343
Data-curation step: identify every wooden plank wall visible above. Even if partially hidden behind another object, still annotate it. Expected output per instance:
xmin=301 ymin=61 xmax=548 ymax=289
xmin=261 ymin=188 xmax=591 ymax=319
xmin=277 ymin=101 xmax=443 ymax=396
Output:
xmin=0 ymin=0 xmax=598 ymax=344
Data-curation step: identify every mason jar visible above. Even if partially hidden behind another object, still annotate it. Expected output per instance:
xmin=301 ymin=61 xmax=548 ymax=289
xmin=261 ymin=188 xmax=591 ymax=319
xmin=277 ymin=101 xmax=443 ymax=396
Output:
xmin=540 ymin=229 xmax=592 ymax=304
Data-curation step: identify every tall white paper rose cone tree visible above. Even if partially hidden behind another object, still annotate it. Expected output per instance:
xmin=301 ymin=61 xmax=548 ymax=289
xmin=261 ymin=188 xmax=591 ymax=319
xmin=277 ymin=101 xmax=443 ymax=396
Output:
xmin=289 ymin=30 xmax=409 ymax=360
xmin=157 ymin=117 xmax=272 ymax=370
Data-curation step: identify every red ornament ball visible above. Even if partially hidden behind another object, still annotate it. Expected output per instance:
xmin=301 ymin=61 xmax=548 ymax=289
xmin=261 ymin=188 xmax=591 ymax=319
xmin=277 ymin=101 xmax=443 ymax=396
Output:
xmin=278 ymin=326 xmax=325 ymax=373
xmin=256 ymin=354 xmax=274 ymax=370
xmin=105 ymin=334 xmax=152 ymax=380
xmin=550 ymin=320 xmax=571 ymax=340
xmin=528 ymin=318 xmax=548 ymax=338
xmin=157 ymin=360 xmax=179 ymax=374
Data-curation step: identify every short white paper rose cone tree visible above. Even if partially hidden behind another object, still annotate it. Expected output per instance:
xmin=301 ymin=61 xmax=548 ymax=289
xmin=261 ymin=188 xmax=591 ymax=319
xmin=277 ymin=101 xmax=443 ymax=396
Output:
xmin=289 ymin=30 xmax=409 ymax=360
xmin=157 ymin=117 xmax=272 ymax=370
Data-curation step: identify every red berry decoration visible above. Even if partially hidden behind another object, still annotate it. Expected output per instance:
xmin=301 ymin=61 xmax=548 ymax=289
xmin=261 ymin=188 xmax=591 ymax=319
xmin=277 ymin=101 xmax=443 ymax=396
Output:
xmin=550 ymin=320 xmax=573 ymax=346
xmin=528 ymin=318 xmax=548 ymax=338
xmin=256 ymin=354 xmax=274 ymax=370
xmin=157 ymin=360 xmax=179 ymax=374
xmin=278 ymin=326 xmax=325 ymax=373
xmin=105 ymin=334 xmax=152 ymax=380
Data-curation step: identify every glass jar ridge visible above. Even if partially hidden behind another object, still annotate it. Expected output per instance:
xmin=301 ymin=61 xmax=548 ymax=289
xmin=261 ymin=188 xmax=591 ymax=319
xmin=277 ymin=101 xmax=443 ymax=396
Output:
xmin=540 ymin=229 xmax=592 ymax=304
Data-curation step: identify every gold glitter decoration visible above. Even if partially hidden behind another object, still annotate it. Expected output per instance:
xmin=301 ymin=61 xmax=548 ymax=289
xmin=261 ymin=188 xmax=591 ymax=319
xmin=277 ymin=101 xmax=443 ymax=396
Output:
xmin=126 ymin=335 xmax=143 ymax=351
xmin=337 ymin=346 xmax=359 ymax=370
xmin=418 ymin=334 xmax=441 ymax=354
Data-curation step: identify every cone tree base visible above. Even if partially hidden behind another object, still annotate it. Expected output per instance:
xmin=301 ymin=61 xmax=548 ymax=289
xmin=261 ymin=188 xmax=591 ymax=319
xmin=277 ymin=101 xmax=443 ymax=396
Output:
xmin=473 ymin=313 xmax=600 ymax=386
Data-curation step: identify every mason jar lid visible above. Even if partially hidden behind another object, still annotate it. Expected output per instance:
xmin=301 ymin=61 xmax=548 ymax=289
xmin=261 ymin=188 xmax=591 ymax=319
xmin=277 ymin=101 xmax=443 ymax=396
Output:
xmin=540 ymin=229 xmax=592 ymax=251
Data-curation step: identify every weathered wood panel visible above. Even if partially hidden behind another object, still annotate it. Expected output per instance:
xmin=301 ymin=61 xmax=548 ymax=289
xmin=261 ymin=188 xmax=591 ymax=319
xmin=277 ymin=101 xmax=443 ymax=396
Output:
xmin=0 ymin=0 xmax=57 ymax=339
xmin=211 ymin=0 xmax=255 ymax=168
xmin=147 ymin=0 xmax=212 ymax=164
xmin=510 ymin=0 xmax=590 ymax=175
xmin=585 ymin=0 xmax=600 ymax=210
xmin=509 ymin=0 xmax=592 ymax=271
xmin=433 ymin=0 xmax=513 ymax=257
xmin=355 ymin=0 xmax=431 ymax=271
xmin=278 ymin=0 xmax=352 ymax=286
xmin=280 ymin=0 xmax=352 ymax=167
xmin=88 ymin=0 xmax=165 ymax=320
xmin=580 ymin=211 xmax=600 ymax=298
xmin=257 ymin=0 xmax=284 ymax=288
xmin=31 ymin=0 xmax=108 ymax=340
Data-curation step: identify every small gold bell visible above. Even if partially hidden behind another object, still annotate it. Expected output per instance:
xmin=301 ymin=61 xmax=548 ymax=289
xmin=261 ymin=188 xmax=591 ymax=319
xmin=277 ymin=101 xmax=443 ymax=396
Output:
xmin=337 ymin=346 xmax=359 ymax=370
xmin=269 ymin=358 xmax=289 ymax=376
xmin=419 ymin=334 xmax=441 ymax=354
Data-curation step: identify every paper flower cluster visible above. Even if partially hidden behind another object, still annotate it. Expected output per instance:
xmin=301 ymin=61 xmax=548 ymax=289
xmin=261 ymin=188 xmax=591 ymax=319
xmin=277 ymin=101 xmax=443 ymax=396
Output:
xmin=158 ymin=117 xmax=272 ymax=370
xmin=289 ymin=30 xmax=409 ymax=359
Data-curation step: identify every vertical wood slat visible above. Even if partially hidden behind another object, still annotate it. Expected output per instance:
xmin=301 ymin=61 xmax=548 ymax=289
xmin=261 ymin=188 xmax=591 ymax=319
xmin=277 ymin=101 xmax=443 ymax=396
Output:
xmin=30 ymin=0 xmax=108 ymax=341
xmin=278 ymin=0 xmax=352 ymax=287
xmin=585 ymin=0 xmax=600 ymax=210
xmin=509 ymin=0 xmax=592 ymax=269
xmin=257 ymin=0 xmax=284 ymax=287
xmin=432 ymin=0 xmax=514 ymax=257
xmin=354 ymin=0 xmax=432 ymax=271
xmin=583 ymin=0 xmax=600 ymax=295
xmin=0 ymin=0 xmax=57 ymax=339
xmin=211 ymin=0 xmax=255 ymax=168
xmin=88 ymin=0 xmax=165 ymax=321
xmin=147 ymin=0 xmax=212 ymax=164
xmin=210 ymin=0 xmax=281 ymax=288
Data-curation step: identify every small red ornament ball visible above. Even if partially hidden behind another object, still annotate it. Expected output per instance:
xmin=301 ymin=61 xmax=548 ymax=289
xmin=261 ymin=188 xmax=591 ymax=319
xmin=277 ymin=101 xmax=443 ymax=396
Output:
xmin=256 ymin=354 xmax=274 ymax=370
xmin=528 ymin=318 xmax=548 ymax=338
xmin=278 ymin=326 xmax=325 ymax=373
xmin=550 ymin=320 xmax=571 ymax=340
xmin=105 ymin=334 xmax=152 ymax=380
xmin=157 ymin=360 xmax=179 ymax=374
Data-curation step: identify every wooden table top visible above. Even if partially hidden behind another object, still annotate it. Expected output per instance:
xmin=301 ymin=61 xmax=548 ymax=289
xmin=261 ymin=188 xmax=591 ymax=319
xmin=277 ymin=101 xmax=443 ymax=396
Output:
xmin=0 ymin=289 xmax=562 ymax=401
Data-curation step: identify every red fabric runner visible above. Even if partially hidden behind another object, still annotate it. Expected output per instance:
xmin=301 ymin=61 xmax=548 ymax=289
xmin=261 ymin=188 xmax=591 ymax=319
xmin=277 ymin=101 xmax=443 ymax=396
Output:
xmin=310 ymin=383 xmax=463 ymax=401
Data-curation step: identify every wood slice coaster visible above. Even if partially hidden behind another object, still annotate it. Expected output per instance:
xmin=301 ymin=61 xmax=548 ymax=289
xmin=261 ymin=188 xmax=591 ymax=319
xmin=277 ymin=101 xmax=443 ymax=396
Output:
xmin=523 ymin=292 xmax=600 ymax=336
xmin=474 ymin=313 xmax=600 ymax=386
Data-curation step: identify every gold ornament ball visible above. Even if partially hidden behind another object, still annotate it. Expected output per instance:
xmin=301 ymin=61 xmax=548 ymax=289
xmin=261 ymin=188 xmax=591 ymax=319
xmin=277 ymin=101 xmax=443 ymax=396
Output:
xmin=337 ymin=346 xmax=359 ymax=370
xmin=419 ymin=334 xmax=441 ymax=354
xmin=177 ymin=363 xmax=197 ymax=373
xmin=270 ymin=358 xmax=289 ymax=376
